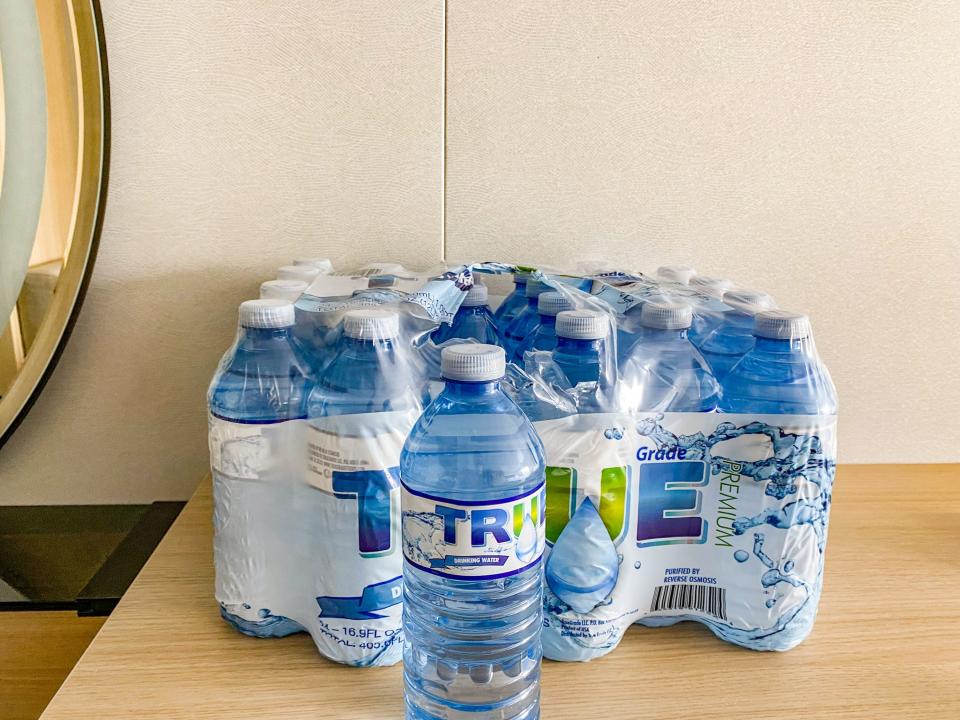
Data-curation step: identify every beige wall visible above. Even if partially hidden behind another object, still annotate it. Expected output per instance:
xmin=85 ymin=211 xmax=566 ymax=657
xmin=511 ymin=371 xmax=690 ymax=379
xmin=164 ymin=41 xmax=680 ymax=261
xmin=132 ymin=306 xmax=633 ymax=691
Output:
xmin=0 ymin=0 xmax=444 ymax=503
xmin=1 ymin=1 xmax=958 ymax=503
xmin=444 ymin=1 xmax=960 ymax=466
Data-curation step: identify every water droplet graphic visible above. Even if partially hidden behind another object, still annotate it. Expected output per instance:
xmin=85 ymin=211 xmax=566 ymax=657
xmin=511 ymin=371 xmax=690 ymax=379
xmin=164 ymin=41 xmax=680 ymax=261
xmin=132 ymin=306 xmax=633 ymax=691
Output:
xmin=783 ymin=560 xmax=795 ymax=573
xmin=515 ymin=513 xmax=538 ymax=563
xmin=766 ymin=598 xmax=776 ymax=608
xmin=258 ymin=608 xmax=270 ymax=618
xmin=633 ymin=561 xmax=641 ymax=570
xmin=546 ymin=498 xmax=620 ymax=614
xmin=733 ymin=550 xmax=749 ymax=563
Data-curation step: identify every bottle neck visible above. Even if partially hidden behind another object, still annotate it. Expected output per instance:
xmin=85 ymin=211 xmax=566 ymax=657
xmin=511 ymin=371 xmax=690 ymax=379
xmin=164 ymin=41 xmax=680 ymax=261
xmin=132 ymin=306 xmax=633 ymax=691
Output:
xmin=339 ymin=335 xmax=398 ymax=352
xmin=753 ymin=336 xmax=810 ymax=354
xmin=556 ymin=337 xmax=603 ymax=356
xmin=240 ymin=326 xmax=294 ymax=343
xmin=537 ymin=314 xmax=558 ymax=327
xmin=441 ymin=378 xmax=501 ymax=397
xmin=640 ymin=327 xmax=688 ymax=341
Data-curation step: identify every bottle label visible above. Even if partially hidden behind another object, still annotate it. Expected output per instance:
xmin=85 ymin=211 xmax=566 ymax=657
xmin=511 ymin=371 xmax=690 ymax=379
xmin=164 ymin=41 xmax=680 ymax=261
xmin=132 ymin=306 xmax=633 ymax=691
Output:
xmin=531 ymin=411 xmax=839 ymax=659
xmin=401 ymin=482 xmax=546 ymax=580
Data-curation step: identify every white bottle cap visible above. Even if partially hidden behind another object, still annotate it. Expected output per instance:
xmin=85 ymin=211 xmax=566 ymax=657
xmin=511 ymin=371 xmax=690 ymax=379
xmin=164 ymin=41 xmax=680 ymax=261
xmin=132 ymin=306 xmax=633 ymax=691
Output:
xmin=461 ymin=283 xmax=489 ymax=307
xmin=343 ymin=308 xmax=400 ymax=340
xmin=724 ymin=289 xmax=777 ymax=315
xmin=754 ymin=310 xmax=812 ymax=340
xmin=293 ymin=257 xmax=334 ymax=273
xmin=537 ymin=291 xmax=573 ymax=317
xmin=277 ymin=265 xmax=321 ymax=284
xmin=656 ymin=265 xmax=697 ymax=284
xmin=556 ymin=310 xmax=609 ymax=340
xmin=441 ymin=344 xmax=506 ymax=382
xmin=525 ymin=279 xmax=547 ymax=298
xmin=239 ymin=299 xmax=295 ymax=329
xmin=689 ymin=275 xmax=734 ymax=298
xmin=260 ymin=279 xmax=308 ymax=302
xmin=640 ymin=300 xmax=693 ymax=330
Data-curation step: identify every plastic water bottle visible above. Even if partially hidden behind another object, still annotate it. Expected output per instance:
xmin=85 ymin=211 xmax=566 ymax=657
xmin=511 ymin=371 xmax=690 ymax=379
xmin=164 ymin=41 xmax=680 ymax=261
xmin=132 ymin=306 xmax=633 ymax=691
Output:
xmin=656 ymin=265 xmax=697 ymax=285
xmin=308 ymin=308 xmax=424 ymax=416
xmin=432 ymin=283 xmax=501 ymax=346
xmin=620 ymin=300 xmax=720 ymax=412
xmin=208 ymin=299 xmax=313 ymax=637
xmin=260 ymin=279 xmax=308 ymax=302
xmin=720 ymin=310 xmax=837 ymax=414
xmin=401 ymin=344 xmax=546 ymax=720
xmin=696 ymin=288 xmax=776 ymax=379
xmin=493 ymin=270 xmax=530 ymax=325
xmin=277 ymin=264 xmax=321 ymax=285
xmin=515 ymin=308 xmax=607 ymax=423
xmin=552 ymin=309 xmax=610 ymax=388
xmin=514 ymin=291 xmax=574 ymax=358
xmin=303 ymin=308 xmax=424 ymax=666
xmin=503 ymin=280 xmax=548 ymax=359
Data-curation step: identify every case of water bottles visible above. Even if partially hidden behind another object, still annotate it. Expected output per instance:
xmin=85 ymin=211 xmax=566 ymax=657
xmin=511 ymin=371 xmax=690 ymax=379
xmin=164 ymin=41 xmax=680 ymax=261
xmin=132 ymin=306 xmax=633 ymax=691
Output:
xmin=208 ymin=257 xmax=838 ymax=672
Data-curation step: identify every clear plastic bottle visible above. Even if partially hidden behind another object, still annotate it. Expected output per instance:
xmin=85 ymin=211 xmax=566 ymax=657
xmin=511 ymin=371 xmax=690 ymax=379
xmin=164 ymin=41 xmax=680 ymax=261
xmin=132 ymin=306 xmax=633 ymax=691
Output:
xmin=720 ymin=310 xmax=838 ymax=414
xmin=401 ymin=344 xmax=546 ymax=720
xmin=619 ymin=300 xmax=720 ymax=412
xmin=502 ymin=280 xmax=548 ymax=359
xmin=696 ymin=288 xmax=776 ymax=379
xmin=308 ymin=308 xmax=424 ymax=417
xmin=432 ymin=283 xmax=501 ymax=346
xmin=260 ymin=279 xmax=308 ymax=302
xmin=493 ymin=270 xmax=531 ymax=325
xmin=552 ymin=309 xmax=610 ymax=388
xmin=514 ymin=291 xmax=574 ymax=358
xmin=208 ymin=299 xmax=313 ymax=637
xmin=304 ymin=308 xmax=425 ymax=666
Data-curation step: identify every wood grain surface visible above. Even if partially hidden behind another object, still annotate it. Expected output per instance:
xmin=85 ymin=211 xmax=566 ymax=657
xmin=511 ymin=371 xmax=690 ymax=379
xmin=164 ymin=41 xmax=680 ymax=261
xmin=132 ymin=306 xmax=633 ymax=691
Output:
xmin=1 ymin=611 xmax=105 ymax=720
xmin=41 ymin=465 xmax=960 ymax=719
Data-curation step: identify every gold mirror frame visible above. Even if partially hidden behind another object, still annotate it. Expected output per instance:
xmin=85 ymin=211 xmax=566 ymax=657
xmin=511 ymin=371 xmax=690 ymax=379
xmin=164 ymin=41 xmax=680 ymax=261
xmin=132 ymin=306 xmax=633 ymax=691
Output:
xmin=0 ymin=0 xmax=109 ymax=446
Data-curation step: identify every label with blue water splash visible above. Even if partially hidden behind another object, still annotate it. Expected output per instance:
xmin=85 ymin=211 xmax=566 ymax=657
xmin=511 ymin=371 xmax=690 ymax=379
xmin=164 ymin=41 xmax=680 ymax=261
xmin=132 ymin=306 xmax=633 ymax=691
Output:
xmin=401 ymin=483 xmax=547 ymax=580
xmin=301 ymin=410 xmax=419 ymax=666
xmin=535 ymin=412 xmax=837 ymax=660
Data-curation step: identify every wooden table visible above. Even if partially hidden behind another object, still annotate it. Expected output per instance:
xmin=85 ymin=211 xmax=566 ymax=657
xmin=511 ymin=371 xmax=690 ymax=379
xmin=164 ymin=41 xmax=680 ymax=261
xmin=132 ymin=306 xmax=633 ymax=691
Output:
xmin=41 ymin=465 xmax=960 ymax=719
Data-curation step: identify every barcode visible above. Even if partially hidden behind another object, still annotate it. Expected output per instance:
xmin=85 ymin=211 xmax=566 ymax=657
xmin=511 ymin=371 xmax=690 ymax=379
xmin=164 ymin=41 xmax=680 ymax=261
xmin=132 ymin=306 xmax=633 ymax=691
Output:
xmin=649 ymin=584 xmax=727 ymax=621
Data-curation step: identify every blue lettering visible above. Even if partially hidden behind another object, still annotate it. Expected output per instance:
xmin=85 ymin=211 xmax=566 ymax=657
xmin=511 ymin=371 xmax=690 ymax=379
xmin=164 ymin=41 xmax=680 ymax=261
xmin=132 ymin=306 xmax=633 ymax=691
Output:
xmin=636 ymin=461 xmax=708 ymax=547
xmin=435 ymin=505 xmax=467 ymax=544
xmin=636 ymin=446 xmax=687 ymax=462
xmin=471 ymin=508 xmax=510 ymax=546
xmin=332 ymin=468 xmax=399 ymax=555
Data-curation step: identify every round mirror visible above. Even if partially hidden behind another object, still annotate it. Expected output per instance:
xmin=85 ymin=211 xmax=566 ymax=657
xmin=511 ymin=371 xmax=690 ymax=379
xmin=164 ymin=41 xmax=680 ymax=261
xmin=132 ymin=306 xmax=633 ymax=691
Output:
xmin=0 ymin=0 xmax=108 ymax=446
